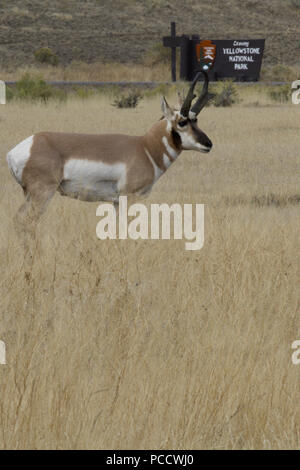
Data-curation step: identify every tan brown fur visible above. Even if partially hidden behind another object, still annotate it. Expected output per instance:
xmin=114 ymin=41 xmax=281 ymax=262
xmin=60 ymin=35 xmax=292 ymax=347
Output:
xmin=8 ymin=93 xmax=212 ymax=231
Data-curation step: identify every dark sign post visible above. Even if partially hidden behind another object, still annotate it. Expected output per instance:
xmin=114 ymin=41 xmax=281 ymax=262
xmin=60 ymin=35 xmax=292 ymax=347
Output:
xmin=170 ymin=22 xmax=176 ymax=82
xmin=163 ymin=23 xmax=265 ymax=82
xmin=163 ymin=21 xmax=182 ymax=82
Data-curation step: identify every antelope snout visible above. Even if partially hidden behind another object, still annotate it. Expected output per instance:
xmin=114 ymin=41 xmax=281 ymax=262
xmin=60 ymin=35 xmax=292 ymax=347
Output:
xmin=200 ymin=138 xmax=213 ymax=153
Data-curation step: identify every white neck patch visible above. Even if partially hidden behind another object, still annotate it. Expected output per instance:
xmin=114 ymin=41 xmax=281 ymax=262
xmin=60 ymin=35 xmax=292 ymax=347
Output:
xmin=162 ymin=136 xmax=179 ymax=160
xmin=163 ymin=153 xmax=172 ymax=169
xmin=144 ymin=147 xmax=164 ymax=182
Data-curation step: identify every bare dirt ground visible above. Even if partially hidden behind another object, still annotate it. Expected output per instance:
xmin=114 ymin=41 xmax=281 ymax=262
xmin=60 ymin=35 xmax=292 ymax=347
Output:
xmin=1 ymin=0 xmax=300 ymax=69
xmin=0 ymin=91 xmax=300 ymax=449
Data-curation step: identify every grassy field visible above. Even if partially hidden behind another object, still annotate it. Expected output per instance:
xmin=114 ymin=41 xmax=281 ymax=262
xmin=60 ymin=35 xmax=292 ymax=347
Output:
xmin=0 ymin=89 xmax=300 ymax=449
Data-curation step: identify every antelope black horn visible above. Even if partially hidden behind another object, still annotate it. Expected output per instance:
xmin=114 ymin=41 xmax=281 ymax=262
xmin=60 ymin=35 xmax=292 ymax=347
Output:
xmin=180 ymin=72 xmax=201 ymax=118
xmin=190 ymin=70 xmax=212 ymax=116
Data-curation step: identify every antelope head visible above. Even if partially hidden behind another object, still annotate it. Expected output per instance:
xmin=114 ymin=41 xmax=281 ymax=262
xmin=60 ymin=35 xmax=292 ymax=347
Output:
xmin=161 ymin=71 xmax=213 ymax=153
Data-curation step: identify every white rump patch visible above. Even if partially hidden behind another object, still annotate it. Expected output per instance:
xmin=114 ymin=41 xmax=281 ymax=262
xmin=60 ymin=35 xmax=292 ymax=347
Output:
xmin=6 ymin=135 xmax=34 ymax=184
xmin=144 ymin=148 xmax=164 ymax=183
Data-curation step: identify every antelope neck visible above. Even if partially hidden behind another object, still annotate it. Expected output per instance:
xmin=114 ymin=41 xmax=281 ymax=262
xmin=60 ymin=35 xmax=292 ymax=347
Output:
xmin=143 ymin=120 xmax=181 ymax=171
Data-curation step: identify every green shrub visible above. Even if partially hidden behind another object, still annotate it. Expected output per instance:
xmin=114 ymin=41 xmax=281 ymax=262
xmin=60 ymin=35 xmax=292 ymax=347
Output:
xmin=112 ymin=90 xmax=142 ymax=108
xmin=5 ymin=86 xmax=14 ymax=102
xmin=13 ymin=73 xmax=66 ymax=102
xmin=34 ymin=47 xmax=59 ymax=66
xmin=16 ymin=74 xmax=53 ymax=101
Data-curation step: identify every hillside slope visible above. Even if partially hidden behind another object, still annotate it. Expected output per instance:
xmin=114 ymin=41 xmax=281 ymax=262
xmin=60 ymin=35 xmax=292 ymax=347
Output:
xmin=0 ymin=0 xmax=299 ymax=68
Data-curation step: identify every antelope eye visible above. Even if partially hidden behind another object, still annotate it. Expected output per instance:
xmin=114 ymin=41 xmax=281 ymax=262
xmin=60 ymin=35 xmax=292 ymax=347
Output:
xmin=178 ymin=120 xmax=188 ymax=127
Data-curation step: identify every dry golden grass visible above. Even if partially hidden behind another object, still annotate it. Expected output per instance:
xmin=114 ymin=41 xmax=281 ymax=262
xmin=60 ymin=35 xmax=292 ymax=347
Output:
xmin=0 ymin=91 xmax=300 ymax=449
xmin=1 ymin=62 xmax=299 ymax=84
xmin=2 ymin=62 xmax=171 ymax=82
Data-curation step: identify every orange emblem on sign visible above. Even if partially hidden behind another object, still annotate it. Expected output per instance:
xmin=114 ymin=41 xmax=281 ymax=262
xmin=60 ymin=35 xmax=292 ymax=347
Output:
xmin=196 ymin=40 xmax=216 ymax=70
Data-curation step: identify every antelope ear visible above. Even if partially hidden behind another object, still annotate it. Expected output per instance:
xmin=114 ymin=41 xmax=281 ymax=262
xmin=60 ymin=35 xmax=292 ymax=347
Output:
xmin=161 ymin=96 xmax=174 ymax=120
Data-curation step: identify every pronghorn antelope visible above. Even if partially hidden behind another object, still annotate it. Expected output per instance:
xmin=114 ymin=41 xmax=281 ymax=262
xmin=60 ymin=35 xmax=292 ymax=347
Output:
xmin=7 ymin=71 xmax=213 ymax=226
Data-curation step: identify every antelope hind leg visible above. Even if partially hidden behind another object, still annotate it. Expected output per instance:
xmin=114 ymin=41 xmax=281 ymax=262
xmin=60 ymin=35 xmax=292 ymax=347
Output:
xmin=14 ymin=184 xmax=58 ymax=257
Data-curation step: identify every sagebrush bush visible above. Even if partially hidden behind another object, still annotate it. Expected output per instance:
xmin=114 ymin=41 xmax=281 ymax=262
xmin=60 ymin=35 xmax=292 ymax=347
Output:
xmin=213 ymin=81 xmax=239 ymax=107
xmin=34 ymin=47 xmax=59 ymax=66
xmin=112 ymin=90 xmax=142 ymax=108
